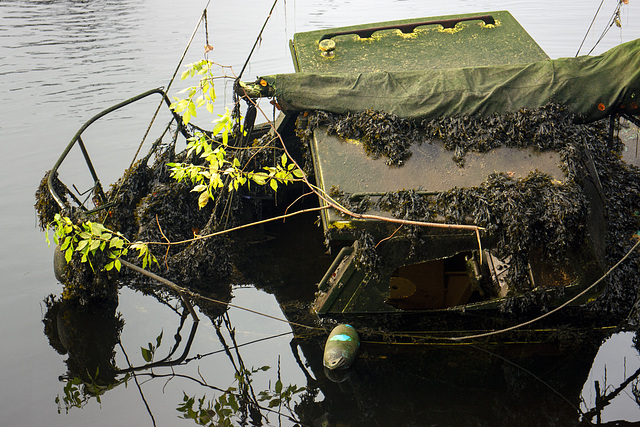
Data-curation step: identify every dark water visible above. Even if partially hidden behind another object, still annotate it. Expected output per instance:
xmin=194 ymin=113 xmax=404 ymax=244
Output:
xmin=3 ymin=0 xmax=640 ymax=425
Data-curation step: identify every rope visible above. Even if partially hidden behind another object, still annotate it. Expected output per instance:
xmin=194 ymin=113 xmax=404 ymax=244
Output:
xmin=194 ymin=292 xmax=322 ymax=331
xmin=128 ymin=0 xmax=212 ymax=170
xmin=237 ymin=0 xmax=280 ymax=80
xmin=576 ymin=0 xmax=606 ymax=56
xmin=121 ymin=237 xmax=640 ymax=345
xmin=447 ymin=238 xmax=640 ymax=341
xmin=120 ymin=258 xmax=321 ymax=331
xmin=586 ymin=1 xmax=625 ymax=56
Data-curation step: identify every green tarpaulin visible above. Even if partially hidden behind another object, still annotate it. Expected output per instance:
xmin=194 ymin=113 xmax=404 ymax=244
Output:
xmin=261 ymin=38 xmax=640 ymax=121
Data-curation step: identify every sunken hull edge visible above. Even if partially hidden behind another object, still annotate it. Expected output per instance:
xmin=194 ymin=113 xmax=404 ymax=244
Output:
xmin=312 ymin=214 xmax=609 ymax=337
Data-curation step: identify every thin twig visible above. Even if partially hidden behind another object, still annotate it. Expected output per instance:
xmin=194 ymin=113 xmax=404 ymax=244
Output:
xmin=146 ymin=205 xmax=328 ymax=246
xmin=284 ymin=191 xmax=314 ymax=216
xmin=155 ymin=214 xmax=172 ymax=268
xmin=375 ymin=224 xmax=403 ymax=249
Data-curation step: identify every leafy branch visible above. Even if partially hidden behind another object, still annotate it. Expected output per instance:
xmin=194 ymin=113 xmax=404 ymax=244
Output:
xmin=177 ymin=365 xmax=305 ymax=426
xmin=47 ymin=213 xmax=157 ymax=272
xmin=170 ymin=59 xmax=218 ymax=125
xmin=167 ymin=118 xmax=303 ymax=209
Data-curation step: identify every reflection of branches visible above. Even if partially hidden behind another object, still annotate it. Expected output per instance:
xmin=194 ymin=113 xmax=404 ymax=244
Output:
xmin=119 ymin=341 xmax=157 ymax=427
xmin=200 ymin=312 xmax=303 ymax=426
xmin=582 ymin=364 xmax=640 ymax=424
xmin=184 ymin=331 xmax=292 ymax=363
xmin=118 ymin=311 xmax=199 ymax=374
xmin=48 ymin=286 xmax=309 ymax=426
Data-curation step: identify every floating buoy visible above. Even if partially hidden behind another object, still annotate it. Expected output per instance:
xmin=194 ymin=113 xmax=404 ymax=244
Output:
xmin=323 ymin=324 xmax=360 ymax=370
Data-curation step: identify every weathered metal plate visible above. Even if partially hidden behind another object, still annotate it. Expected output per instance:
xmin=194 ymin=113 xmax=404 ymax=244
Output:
xmin=290 ymin=10 xmax=549 ymax=73
xmin=311 ymin=127 xmax=565 ymax=238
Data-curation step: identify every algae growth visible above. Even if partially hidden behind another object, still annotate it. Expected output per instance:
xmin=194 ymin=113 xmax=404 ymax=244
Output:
xmin=297 ymin=105 xmax=640 ymax=319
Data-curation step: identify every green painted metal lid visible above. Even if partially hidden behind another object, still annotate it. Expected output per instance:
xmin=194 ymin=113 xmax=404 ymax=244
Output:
xmin=290 ymin=10 xmax=549 ymax=73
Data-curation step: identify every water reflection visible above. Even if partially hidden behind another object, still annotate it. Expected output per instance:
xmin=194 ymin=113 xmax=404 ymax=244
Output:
xmin=41 ymin=286 xmax=313 ymax=425
xmin=43 ymin=294 xmax=123 ymax=402
xmin=19 ymin=0 xmax=640 ymax=424
xmin=39 ymin=208 xmax=640 ymax=425
xmin=43 ymin=279 xmax=640 ymax=425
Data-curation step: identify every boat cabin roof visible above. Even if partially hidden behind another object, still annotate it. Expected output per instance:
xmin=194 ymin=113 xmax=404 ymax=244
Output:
xmin=289 ymin=10 xmax=549 ymax=73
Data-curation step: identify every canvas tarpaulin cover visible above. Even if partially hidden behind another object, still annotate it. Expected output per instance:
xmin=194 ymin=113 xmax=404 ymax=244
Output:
xmin=260 ymin=38 xmax=640 ymax=121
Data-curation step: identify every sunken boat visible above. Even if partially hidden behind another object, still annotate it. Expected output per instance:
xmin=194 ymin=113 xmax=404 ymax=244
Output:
xmin=237 ymin=11 xmax=640 ymax=336
xmin=39 ymin=11 xmax=640 ymax=338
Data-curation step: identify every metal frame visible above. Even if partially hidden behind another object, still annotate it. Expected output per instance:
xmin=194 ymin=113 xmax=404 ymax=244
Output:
xmin=47 ymin=87 xmax=188 ymax=214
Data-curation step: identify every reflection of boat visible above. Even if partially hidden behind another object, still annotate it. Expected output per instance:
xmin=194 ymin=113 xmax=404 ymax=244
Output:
xmin=291 ymin=326 xmax=614 ymax=426
xmin=237 ymin=11 xmax=640 ymax=333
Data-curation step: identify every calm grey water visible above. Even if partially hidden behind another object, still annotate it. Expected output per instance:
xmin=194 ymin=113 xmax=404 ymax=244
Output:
xmin=2 ymin=0 xmax=640 ymax=425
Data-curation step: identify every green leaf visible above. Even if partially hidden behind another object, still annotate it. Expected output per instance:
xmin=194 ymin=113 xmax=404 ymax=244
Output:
xmin=90 ymin=222 xmax=107 ymax=235
xmin=268 ymin=398 xmax=281 ymax=408
xmin=188 ymin=101 xmax=197 ymax=118
xmin=270 ymin=179 xmax=278 ymax=192
xmin=228 ymin=395 xmax=238 ymax=412
xmin=141 ymin=347 xmax=152 ymax=362
xmin=198 ymin=191 xmax=210 ymax=209
xmin=110 ymin=237 xmax=124 ymax=249
xmin=61 ymin=236 xmax=71 ymax=251
xmin=156 ymin=330 xmax=163 ymax=348
xmin=89 ymin=240 xmax=101 ymax=251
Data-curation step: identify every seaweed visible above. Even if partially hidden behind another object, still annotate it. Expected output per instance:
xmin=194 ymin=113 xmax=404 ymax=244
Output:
xmin=422 ymin=103 xmax=598 ymax=166
xmin=298 ymin=110 xmax=421 ymax=166
xmin=34 ymin=122 xmax=298 ymax=304
xmin=303 ymin=104 xmax=640 ymax=312
xmin=34 ymin=170 xmax=72 ymax=231
xmin=297 ymin=103 xmax=609 ymax=168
